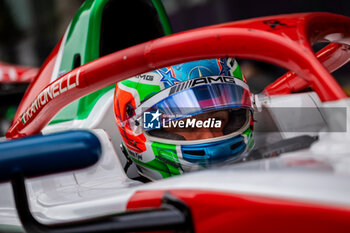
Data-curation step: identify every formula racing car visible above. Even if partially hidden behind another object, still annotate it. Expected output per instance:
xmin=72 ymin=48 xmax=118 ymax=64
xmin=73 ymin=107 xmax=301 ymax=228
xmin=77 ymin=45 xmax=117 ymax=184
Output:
xmin=0 ymin=0 xmax=350 ymax=233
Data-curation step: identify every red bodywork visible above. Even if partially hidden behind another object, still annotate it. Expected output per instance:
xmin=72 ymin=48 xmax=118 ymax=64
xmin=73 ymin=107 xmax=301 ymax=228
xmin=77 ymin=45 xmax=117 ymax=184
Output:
xmin=127 ymin=190 xmax=350 ymax=233
xmin=0 ymin=62 xmax=38 ymax=83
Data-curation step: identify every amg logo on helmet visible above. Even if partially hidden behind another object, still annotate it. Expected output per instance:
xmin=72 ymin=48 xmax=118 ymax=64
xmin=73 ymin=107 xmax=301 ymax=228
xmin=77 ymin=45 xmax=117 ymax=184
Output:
xmin=135 ymin=74 xmax=154 ymax=81
xmin=169 ymin=76 xmax=235 ymax=95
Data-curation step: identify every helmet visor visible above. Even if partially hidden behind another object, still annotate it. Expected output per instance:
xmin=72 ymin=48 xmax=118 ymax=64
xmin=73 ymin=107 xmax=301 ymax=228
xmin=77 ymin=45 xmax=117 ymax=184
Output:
xmin=148 ymin=108 xmax=250 ymax=141
xmin=142 ymin=82 xmax=251 ymax=128
xmin=120 ymin=78 xmax=252 ymax=137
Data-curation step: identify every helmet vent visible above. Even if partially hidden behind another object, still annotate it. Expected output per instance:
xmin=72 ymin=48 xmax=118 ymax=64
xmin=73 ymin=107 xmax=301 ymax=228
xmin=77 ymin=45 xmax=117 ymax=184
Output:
xmin=230 ymin=141 xmax=244 ymax=150
xmin=126 ymin=103 xmax=135 ymax=118
xmin=182 ymin=150 xmax=205 ymax=156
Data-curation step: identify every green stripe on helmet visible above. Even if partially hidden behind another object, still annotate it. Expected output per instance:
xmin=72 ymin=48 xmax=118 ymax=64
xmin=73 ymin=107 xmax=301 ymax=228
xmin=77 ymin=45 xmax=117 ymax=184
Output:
xmin=126 ymin=142 xmax=181 ymax=179
xmin=232 ymin=62 xmax=244 ymax=80
xmin=151 ymin=142 xmax=182 ymax=175
xmin=121 ymin=80 xmax=161 ymax=102
xmin=243 ymin=127 xmax=254 ymax=149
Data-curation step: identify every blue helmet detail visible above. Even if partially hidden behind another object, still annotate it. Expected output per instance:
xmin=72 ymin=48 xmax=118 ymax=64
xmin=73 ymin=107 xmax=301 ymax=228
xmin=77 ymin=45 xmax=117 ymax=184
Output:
xmin=219 ymin=58 xmax=232 ymax=76
xmin=157 ymin=59 xmax=224 ymax=88
xmin=181 ymin=135 xmax=246 ymax=164
xmin=157 ymin=68 xmax=180 ymax=86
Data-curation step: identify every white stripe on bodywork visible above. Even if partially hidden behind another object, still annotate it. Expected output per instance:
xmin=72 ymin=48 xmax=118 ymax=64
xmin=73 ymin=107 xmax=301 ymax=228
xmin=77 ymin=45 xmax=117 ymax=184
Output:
xmin=8 ymin=68 xmax=17 ymax=81
xmin=2 ymin=129 xmax=350 ymax=226
xmin=50 ymin=24 xmax=70 ymax=83
xmin=136 ymin=159 xmax=350 ymax=208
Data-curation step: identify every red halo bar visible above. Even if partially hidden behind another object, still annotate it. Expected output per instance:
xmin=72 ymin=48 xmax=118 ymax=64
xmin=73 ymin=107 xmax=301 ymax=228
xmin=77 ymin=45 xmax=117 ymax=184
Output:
xmin=265 ymin=43 xmax=350 ymax=95
xmin=7 ymin=13 xmax=350 ymax=138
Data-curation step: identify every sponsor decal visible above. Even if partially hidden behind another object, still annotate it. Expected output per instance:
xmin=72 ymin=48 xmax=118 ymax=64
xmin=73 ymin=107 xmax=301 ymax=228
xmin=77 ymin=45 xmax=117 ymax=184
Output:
xmin=135 ymin=74 xmax=154 ymax=81
xmin=162 ymin=117 xmax=222 ymax=129
xmin=22 ymin=70 xmax=81 ymax=124
xmin=143 ymin=110 xmax=222 ymax=130
xmin=127 ymin=148 xmax=143 ymax=161
xmin=169 ymin=76 xmax=236 ymax=95
xmin=263 ymin=20 xmax=288 ymax=29
xmin=143 ymin=110 xmax=161 ymax=129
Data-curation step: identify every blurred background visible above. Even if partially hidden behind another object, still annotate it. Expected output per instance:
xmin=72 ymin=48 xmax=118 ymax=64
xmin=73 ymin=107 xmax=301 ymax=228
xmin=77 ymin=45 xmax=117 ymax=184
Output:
xmin=2 ymin=0 xmax=350 ymax=67
xmin=0 ymin=0 xmax=350 ymax=135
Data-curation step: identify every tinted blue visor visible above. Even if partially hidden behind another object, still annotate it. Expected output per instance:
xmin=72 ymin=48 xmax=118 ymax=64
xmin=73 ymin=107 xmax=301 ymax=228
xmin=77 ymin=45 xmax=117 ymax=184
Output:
xmin=143 ymin=83 xmax=251 ymax=127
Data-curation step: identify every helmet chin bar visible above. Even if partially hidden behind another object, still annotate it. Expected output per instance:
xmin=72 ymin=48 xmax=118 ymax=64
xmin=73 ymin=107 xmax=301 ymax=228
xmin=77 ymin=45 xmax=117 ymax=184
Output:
xmin=180 ymin=134 xmax=248 ymax=164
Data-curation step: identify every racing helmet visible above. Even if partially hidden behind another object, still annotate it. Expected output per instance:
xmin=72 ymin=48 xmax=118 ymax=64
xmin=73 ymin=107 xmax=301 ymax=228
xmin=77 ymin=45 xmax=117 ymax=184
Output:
xmin=114 ymin=58 xmax=254 ymax=180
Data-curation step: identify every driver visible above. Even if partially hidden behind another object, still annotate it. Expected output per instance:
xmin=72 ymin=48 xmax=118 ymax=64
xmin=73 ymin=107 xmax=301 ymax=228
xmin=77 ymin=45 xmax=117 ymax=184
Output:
xmin=114 ymin=58 xmax=254 ymax=181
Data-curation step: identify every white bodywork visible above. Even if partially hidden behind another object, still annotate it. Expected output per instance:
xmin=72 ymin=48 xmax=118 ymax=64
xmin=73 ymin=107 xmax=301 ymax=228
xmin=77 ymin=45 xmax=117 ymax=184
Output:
xmin=1 ymin=91 xmax=350 ymax=231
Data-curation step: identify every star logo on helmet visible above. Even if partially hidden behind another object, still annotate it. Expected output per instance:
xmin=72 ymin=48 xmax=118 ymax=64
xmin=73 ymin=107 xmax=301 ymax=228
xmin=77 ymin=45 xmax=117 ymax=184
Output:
xmin=158 ymin=68 xmax=179 ymax=86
